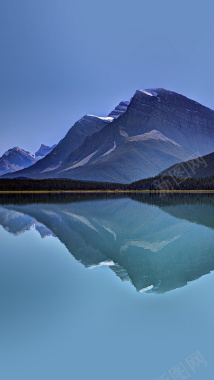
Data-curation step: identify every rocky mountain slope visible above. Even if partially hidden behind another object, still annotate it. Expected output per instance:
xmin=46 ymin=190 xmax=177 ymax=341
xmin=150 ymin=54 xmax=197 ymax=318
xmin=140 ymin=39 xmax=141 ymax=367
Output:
xmin=2 ymin=114 xmax=112 ymax=178
xmin=1 ymin=196 xmax=213 ymax=293
xmin=0 ymin=143 xmax=57 ymax=176
xmin=160 ymin=151 xmax=214 ymax=178
xmin=35 ymin=144 xmax=56 ymax=159
xmin=56 ymin=130 xmax=190 ymax=183
xmin=2 ymin=88 xmax=214 ymax=181
xmin=0 ymin=147 xmax=37 ymax=176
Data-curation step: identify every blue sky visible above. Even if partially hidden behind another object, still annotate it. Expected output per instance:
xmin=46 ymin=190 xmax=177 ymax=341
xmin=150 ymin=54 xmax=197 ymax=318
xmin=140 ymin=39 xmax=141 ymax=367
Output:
xmin=1 ymin=0 xmax=214 ymax=156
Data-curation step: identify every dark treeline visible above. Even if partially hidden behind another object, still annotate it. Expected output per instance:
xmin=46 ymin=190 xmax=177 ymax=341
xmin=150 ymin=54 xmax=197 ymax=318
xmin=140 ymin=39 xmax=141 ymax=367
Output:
xmin=0 ymin=178 xmax=125 ymax=191
xmin=0 ymin=192 xmax=128 ymax=205
xmin=129 ymin=192 xmax=214 ymax=207
xmin=128 ymin=175 xmax=214 ymax=190
xmin=0 ymin=192 xmax=213 ymax=207
xmin=0 ymin=175 xmax=214 ymax=192
xmin=0 ymin=192 xmax=214 ymax=207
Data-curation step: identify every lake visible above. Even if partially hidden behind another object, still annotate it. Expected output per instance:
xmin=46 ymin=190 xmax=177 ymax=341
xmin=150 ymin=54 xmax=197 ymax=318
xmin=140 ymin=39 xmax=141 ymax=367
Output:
xmin=0 ymin=193 xmax=213 ymax=380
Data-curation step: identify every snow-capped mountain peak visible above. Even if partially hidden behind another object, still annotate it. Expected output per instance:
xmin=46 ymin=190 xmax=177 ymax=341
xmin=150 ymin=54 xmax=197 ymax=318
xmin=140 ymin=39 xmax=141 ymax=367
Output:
xmin=86 ymin=114 xmax=114 ymax=122
xmin=3 ymin=147 xmax=34 ymax=158
xmin=140 ymin=89 xmax=159 ymax=97
xmin=0 ymin=146 xmax=37 ymax=176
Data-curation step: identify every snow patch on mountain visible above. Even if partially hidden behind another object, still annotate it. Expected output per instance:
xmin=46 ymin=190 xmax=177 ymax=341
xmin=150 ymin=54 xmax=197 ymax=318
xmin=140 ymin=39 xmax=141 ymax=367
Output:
xmin=102 ymin=141 xmax=116 ymax=157
xmin=64 ymin=150 xmax=98 ymax=171
xmin=86 ymin=114 xmax=114 ymax=122
xmin=139 ymin=285 xmax=154 ymax=293
xmin=41 ymin=164 xmax=61 ymax=173
xmin=102 ymin=226 xmax=117 ymax=240
xmin=121 ymin=235 xmax=181 ymax=253
xmin=127 ymin=130 xmax=180 ymax=146
xmin=140 ymin=89 xmax=159 ymax=97
xmin=64 ymin=211 xmax=98 ymax=232
xmin=89 ymin=260 xmax=115 ymax=269
xmin=120 ymin=130 xmax=129 ymax=138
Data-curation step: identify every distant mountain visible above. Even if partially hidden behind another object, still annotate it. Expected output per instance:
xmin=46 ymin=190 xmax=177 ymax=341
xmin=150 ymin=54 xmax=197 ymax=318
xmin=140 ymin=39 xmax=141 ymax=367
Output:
xmin=160 ymin=151 xmax=214 ymax=178
xmin=0 ymin=207 xmax=55 ymax=238
xmin=0 ymin=147 xmax=36 ymax=176
xmin=3 ymin=88 xmax=214 ymax=181
xmin=35 ymin=144 xmax=56 ymax=159
xmin=0 ymin=143 xmax=57 ymax=176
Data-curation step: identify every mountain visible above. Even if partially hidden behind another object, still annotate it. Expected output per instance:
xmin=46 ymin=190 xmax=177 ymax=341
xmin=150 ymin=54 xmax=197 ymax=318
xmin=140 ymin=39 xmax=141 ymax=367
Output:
xmin=1 ymin=194 xmax=213 ymax=293
xmin=3 ymin=88 xmax=214 ymax=181
xmin=2 ymin=114 xmax=113 ymax=178
xmin=160 ymin=151 xmax=214 ymax=178
xmin=35 ymin=144 xmax=56 ymax=159
xmin=39 ymin=88 xmax=214 ymax=182
xmin=0 ymin=143 xmax=57 ymax=176
xmin=54 ymin=130 xmax=190 ymax=183
xmin=0 ymin=147 xmax=37 ymax=176
xmin=0 ymin=207 xmax=55 ymax=238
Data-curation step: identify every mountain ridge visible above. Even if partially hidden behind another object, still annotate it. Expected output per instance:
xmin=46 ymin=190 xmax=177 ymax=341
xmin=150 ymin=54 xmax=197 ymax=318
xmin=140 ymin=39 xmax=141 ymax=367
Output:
xmin=2 ymin=88 xmax=214 ymax=182
xmin=0 ymin=147 xmax=37 ymax=176
xmin=160 ymin=151 xmax=214 ymax=178
xmin=35 ymin=144 xmax=56 ymax=159
xmin=56 ymin=129 xmax=190 ymax=183
xmin=2 ymin=114 xmax=112 ymax=178
xmin=0 ymin=144 xmax=56 ymax=176
xmin=1 ymin=197 xmax=213 ymax=293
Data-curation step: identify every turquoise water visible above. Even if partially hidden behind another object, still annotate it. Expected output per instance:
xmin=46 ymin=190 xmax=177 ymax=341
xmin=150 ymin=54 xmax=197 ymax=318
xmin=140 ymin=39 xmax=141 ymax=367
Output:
xmin=0 ymin=194 xmax=213 ymax=380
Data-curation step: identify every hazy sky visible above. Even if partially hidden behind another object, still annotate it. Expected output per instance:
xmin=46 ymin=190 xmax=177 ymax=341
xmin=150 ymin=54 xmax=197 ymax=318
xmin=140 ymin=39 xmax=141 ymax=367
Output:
xmin=1 ymin=0 xmax=214 ymax=156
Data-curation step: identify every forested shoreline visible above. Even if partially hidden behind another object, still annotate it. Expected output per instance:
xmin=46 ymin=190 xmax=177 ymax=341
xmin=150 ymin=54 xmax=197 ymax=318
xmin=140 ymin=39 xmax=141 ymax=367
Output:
xmin=0 ymin=176 xmax=214 ymax=192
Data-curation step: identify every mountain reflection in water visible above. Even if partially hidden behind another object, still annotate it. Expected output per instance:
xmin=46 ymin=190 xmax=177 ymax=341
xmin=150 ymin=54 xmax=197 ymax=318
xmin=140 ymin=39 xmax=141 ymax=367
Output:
xmin=0 ymin=193 xmax=213 ymax=294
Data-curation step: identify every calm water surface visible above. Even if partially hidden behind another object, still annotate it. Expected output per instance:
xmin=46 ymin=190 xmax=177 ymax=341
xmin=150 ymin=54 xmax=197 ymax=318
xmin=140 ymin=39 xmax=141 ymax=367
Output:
xmin=0 ymin=194 xmax=213 ymax=380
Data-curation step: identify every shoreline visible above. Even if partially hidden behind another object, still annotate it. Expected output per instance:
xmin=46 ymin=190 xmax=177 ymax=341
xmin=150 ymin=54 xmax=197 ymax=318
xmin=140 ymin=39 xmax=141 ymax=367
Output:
xmin=0 ymin=190 xmax=214 ymax=194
